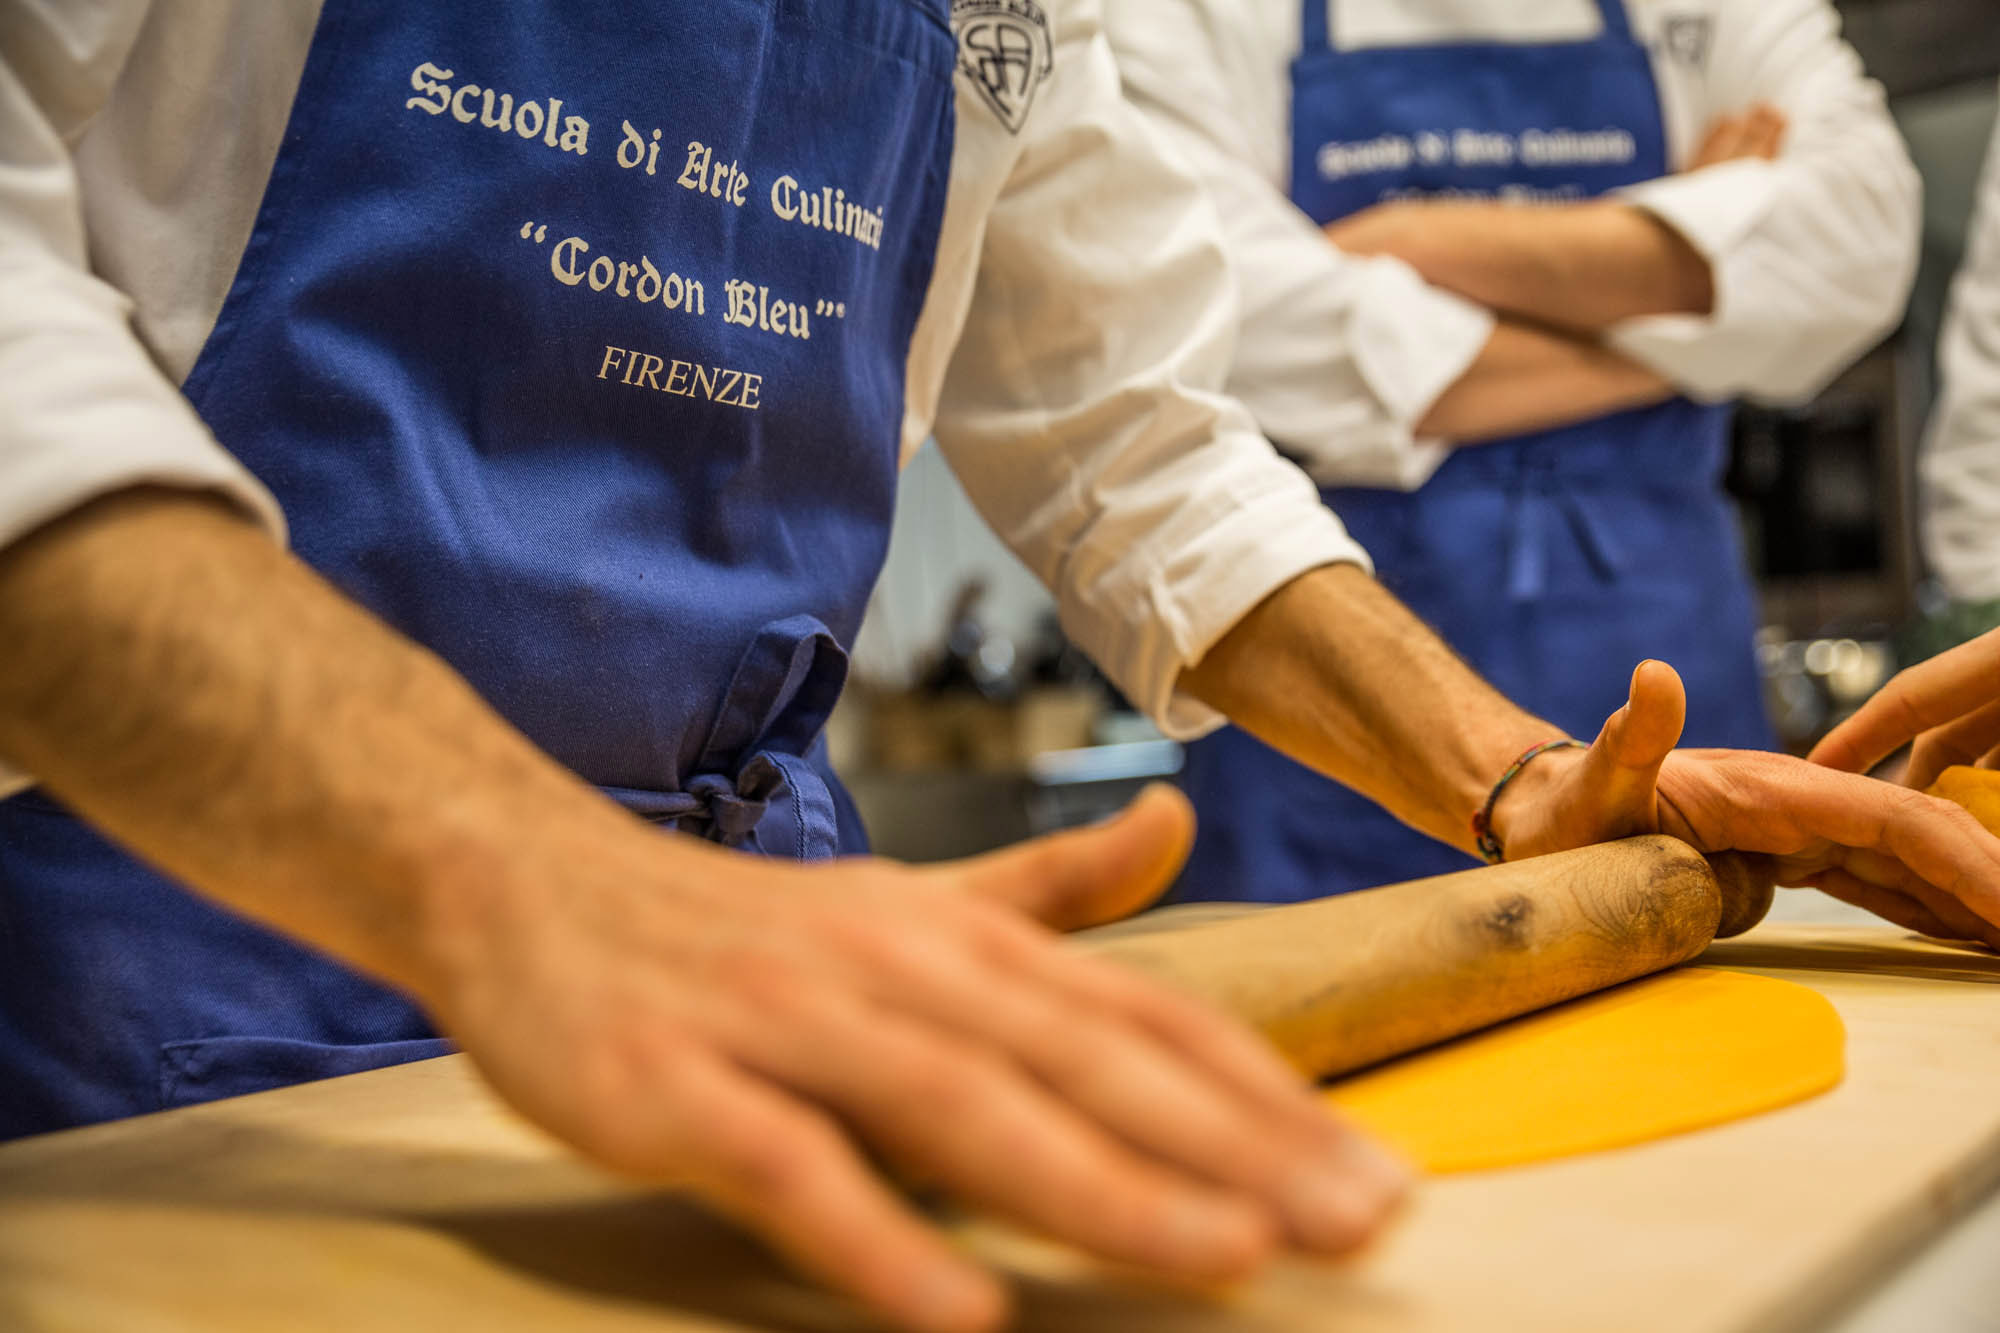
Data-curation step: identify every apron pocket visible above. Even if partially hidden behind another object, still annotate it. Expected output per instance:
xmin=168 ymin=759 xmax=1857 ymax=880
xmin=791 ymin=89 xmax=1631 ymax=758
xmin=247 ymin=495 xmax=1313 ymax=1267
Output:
xmin=158 ymin=1035 xmax=455 ymax=1111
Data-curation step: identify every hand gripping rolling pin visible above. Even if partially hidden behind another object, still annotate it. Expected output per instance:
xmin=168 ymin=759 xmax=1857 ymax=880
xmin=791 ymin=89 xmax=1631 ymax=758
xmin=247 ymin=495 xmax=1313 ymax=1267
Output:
xmin=1082 ymin=836 xmax=1770 ymax=1080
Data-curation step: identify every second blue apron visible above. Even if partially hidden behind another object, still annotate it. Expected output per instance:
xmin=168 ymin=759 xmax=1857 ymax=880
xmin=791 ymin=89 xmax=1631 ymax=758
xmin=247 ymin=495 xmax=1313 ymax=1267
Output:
xmin=1172 ymin=0 xmax=1774 ymax=905
xmin=0 ymin=0 xmax=956 ymax=1137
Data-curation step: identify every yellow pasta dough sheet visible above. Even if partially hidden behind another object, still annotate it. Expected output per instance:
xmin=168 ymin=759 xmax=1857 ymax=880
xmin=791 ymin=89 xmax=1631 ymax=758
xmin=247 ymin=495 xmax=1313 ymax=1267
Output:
xmin=1322 ymin=968 xmax=1845 ymax=1174
xmin=1927 ymin=765 xmax=2000 ymax=836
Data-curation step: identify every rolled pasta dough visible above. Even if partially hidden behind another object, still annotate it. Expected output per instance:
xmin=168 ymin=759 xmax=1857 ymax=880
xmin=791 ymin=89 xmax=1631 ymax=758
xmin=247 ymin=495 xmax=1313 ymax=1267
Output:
xmin=1323 ymin=968 xmax=1844 ymax=1173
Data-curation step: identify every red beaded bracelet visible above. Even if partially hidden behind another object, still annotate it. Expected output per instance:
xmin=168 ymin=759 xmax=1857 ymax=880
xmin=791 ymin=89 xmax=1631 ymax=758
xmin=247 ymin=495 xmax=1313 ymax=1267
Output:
xmin=1471 ymin=738 xmax=1588 ymax=864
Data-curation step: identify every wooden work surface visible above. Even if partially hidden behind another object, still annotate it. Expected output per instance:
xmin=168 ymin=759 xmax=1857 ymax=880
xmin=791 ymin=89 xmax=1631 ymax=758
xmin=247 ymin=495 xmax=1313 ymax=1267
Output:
xmin=4 ymin=922 xmax=1999 ymax=1333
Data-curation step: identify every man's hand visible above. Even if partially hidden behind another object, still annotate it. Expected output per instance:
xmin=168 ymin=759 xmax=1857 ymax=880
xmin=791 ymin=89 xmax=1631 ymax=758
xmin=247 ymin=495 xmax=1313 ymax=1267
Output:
xmin=441 ymin=783 xmax=1407 ymax=1333
xmin=1179 ymin=566 xmax=2000 ymax=947
xmin=1494 ymin=661 xmax=2000 ymax=948
xmin=1810 ymin=627 xmax=2000 ymax=792
xmin=0 ymin=491 xmax=1405 ymax=1333
xmin=1687 ymin=102 xmax=1787 ymax=171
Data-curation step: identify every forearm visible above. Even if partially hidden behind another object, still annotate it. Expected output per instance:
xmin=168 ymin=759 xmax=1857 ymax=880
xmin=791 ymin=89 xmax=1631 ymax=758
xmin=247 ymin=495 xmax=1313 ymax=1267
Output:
xmin=1417 ymin=318 xmax=1673 ymax=443
xmin=0 ymin=488 xmax=656 ymax=1008
xmin=1333 ymin=200 xmax=1714 ymax=336
xmin=1180 ymin=563 xmax=1559 ymax=853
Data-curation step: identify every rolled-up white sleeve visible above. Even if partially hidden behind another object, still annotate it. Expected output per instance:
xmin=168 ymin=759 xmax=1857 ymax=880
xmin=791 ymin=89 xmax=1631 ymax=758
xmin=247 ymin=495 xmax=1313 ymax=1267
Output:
xmin=1101 ymin=0 xmax=1491 ymax=490
xmin=0 ymin=2 xmax=284 ymax=792
xmin=1922 ymin=99 xmax=2000 ymax=603
xmin=931 ymin=10 xmax=1367 ymax=739
xmin=1609 ymin=0 xmax=1920 ymax=404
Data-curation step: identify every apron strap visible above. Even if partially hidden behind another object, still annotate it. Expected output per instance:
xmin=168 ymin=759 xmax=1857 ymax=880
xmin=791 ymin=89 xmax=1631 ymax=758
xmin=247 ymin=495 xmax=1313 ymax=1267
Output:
xmin=1591 ymin=0 xmax=1636 ymax=45
xmin=1301 ymin=0 xmax=1331 ymax=55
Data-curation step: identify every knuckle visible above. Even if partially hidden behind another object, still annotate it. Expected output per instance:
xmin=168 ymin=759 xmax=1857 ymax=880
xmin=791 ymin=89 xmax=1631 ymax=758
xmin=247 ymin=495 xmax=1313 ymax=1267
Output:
xmin=712 ymin=948 xmax=816 ymax=1016
xmin=709 ymin=1119 xmax=836 ymax=1206
xmin=957 ymin=894 xmax=1035 ymax=945
xmin=564 ymin=1042 xmax=704 ymax=1174
xmin=1074 ymin=1170 xmax=1173 ymax=1243
xmin=815 ymin=906 xmax=885 ymax=951
xmin=894 ymin=1040 xmax=1005 ymax=1116
xmin=983 ymin=925 xmax=1054 ymax=979
xmin=570 ymin=1040 xmax=643 ymax=1114
xmin=1122 ymin=975 xmax=1214 ymax=1034
xmin=824 ymin=912 xmax=937 ymax=978
xmin=1896 ymin=787 xmax=1946 ymax=819
xmin=1939 ymin=800 xmax=1994 ymax=840
xmin=1030 ymin=1014 xmax=1134 ymax=1085
xmin=1744 ymin=750 xmax=1793 ymax=782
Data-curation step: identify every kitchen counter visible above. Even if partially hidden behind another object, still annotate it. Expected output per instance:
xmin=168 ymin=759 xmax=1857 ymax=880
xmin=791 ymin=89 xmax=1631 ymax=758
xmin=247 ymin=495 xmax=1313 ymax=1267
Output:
xmin=3 ymin=918 xmax=1998 ymax=1332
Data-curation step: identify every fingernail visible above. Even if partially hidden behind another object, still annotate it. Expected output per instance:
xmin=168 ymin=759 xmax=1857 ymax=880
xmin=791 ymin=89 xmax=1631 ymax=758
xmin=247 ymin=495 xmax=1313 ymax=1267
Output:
xmin=909 ymin=1266 xmax=1004 ymax=1333
xmin=1161 ymin=1195 xmax=1273 ymax=1278
xmin=1286 ymin=1145 xmax=1409 ymax=1252
xmin=1282 ymin=1170 xmax=1370 ymax=1252
xmin=1345 ymin=1134 xmax=1415 ymax=1202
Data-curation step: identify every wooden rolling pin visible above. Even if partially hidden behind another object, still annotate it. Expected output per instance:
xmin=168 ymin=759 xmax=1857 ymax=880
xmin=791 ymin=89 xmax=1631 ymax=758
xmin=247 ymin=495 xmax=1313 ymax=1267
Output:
xmin=1084 ymin=835 xmax=1764 ymax=1080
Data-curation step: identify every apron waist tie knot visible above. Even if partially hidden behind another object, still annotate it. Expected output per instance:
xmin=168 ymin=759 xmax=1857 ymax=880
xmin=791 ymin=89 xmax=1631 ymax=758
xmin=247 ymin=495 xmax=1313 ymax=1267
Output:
xmin=602 ymin=615 xmax=853 ymax=861
xmin=613 ymin=765 xmax=779 ymax=844
xmin=601 ymin=750 xmax=835 ymax=858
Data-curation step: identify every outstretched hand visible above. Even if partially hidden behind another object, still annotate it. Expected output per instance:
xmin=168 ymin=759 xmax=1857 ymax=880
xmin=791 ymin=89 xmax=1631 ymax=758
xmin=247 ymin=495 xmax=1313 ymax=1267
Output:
xmin=1810 ymin=627 xmax=2000 ymax=792
xmin=434 ymin=785 xmax=1406 ymax=1333
xmin=1494 ymin=660 xmax=2000 ymax=948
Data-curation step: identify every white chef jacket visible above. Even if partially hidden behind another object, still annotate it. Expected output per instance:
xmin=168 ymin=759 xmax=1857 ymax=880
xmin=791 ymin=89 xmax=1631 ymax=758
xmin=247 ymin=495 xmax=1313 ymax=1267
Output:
xmin=1921 ymin=92 xmax=2000 ymax=604
xmin=1102 ymin=0 xmax=1921 ymax=489
xmin=0 ymin=0 xmax=1367 ymax=797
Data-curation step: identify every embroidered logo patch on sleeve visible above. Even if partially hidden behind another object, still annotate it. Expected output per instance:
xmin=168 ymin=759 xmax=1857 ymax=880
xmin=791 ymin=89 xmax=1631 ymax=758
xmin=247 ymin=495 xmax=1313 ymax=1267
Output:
xmin=952 ymin=0 xmax=1053 ymax=134
xmin=1660 ymin=14 xmax=1713 ymax=68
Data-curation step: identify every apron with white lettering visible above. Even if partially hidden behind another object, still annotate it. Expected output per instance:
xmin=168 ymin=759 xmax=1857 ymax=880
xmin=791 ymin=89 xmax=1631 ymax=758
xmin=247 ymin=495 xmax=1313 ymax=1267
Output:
xmin=0 ymin=0 xmax=955 ymax=1137
xmin=1172 ymin=0 xmax=1774 ymax=905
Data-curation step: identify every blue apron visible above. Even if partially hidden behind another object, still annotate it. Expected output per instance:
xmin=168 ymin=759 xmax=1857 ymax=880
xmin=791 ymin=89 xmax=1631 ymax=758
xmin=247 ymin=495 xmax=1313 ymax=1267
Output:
xmin=0 ymin=0 xmax=955 ymax=1138
xmin=1172 ymin=0 xmax=1774 ymax=906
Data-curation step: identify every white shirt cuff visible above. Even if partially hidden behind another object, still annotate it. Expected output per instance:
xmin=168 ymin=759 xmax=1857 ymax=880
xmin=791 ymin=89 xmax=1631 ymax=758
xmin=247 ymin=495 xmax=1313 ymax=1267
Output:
xmin=0 ymin=439 xmax=284 ymax=560
xmin=1349 ymin=258 xmax=1496 ymax=436
xmin=1607 ymin=161 xmax=1783 ymax=400
xmin=0 ymin=289 xmax=286 ymax=794
xmin=1618 ymin=159 xmax=1781 ymax=269
xmin=1268 ymin=256 xmax=1493 ymax=491
xmin=1058 ymin=454 xmax=1370 ymax=741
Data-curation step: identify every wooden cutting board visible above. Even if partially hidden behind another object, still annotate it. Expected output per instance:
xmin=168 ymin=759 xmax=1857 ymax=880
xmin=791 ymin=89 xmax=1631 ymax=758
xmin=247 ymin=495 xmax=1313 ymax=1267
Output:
xmin=3 ymin=922 xmax=1999 ymax=1333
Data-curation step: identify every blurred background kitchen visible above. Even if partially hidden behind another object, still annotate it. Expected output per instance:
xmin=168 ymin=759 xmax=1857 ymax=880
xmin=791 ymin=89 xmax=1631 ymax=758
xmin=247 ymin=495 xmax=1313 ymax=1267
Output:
xmin=830 ymin=0 xmax=2000 ymax=862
